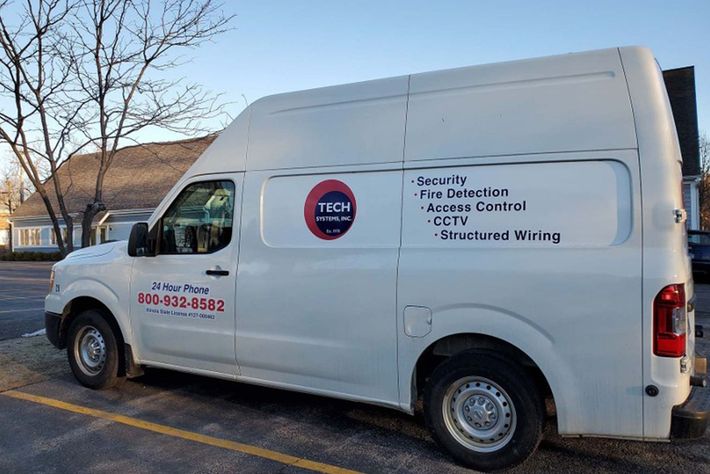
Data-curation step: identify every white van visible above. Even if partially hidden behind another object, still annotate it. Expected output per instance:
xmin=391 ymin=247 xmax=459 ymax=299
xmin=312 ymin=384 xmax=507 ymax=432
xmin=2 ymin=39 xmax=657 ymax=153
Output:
xmin=45 ymin=46 xmax=707 ymax=471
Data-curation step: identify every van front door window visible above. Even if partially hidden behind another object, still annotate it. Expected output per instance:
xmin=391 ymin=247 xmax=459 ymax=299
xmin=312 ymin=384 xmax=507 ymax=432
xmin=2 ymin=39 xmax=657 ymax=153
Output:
xmin=160 ymin=180 xmax=235 ymax=255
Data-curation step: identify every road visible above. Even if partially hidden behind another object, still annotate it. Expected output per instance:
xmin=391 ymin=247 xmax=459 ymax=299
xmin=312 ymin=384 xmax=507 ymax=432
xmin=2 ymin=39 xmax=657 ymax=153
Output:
xmin=0 ymin=262 xmax=53 ymax=340
xmin=0 ymin=261 xmax=708 ymax=473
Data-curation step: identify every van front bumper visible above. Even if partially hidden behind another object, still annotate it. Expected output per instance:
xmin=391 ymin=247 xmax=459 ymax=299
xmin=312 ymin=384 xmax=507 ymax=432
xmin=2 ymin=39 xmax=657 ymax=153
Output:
xmin=45 ymin=311 xmax=63 ymax=349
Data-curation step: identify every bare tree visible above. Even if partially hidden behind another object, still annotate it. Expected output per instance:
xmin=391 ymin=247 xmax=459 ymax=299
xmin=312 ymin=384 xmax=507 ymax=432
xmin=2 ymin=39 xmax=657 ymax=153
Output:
xmin=0 ymin=0 xmax=233 ymax=254
xmin=70 ymin=0 xmax=232 ymax=246
xmin=0 ymin=0 xmax=80 ymax=255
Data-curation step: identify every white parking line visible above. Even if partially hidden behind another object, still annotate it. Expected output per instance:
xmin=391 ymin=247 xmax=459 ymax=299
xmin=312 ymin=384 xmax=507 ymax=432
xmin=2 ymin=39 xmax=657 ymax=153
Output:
xmin=0 ymin=276 xmax=48 ymax=283
xmin=0 ymin=289 xmax=46 ymax=292
xmin=0 ymin=295 xmax=46 ymax=301
xmin=0 ymin=308 xmax=44 ymax=314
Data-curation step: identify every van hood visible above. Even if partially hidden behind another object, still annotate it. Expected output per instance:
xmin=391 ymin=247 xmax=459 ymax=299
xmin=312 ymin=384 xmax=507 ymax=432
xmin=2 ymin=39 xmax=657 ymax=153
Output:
xmin=65 ymin=240 xmax=126 ymax=261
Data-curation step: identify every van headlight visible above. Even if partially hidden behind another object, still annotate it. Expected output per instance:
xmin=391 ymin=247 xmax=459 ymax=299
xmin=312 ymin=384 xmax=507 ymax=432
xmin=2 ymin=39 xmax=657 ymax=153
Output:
xmin=48 ymin=269 xmax=55 ymax=294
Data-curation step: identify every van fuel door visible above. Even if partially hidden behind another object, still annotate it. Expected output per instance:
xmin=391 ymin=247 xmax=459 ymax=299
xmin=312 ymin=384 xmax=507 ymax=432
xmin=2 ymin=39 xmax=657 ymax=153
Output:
xmin=404 ymin=306 xmax=432 ymax=338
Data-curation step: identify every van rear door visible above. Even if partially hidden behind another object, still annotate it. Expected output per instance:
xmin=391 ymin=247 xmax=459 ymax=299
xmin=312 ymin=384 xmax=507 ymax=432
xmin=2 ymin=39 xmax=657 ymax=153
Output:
xmin=619 ymin=46 xmax=695 ymax=438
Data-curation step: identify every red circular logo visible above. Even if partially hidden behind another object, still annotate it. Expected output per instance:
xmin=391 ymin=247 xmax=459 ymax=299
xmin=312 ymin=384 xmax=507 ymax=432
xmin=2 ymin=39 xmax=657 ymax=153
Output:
xmin=304 ymin=180 xmax=357 ymax=240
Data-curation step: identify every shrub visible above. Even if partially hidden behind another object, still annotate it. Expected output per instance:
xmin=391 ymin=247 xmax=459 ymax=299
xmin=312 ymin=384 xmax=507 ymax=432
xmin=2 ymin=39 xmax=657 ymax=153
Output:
xmin=0 ymin=251 xmax=63 ymax=261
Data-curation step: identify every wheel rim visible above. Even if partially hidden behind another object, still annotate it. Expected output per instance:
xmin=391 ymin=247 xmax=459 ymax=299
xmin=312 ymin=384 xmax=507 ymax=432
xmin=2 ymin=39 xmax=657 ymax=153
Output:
xmin=442 ymin=376 xmax=517 ymax=453
xmin=74 ymin=326 xmax=107 ymax=376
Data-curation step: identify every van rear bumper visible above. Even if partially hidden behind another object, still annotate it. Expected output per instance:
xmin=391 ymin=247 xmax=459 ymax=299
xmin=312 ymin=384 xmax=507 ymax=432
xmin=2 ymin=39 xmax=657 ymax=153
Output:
xmin=671 ymin=385 xmax=709 ymax=439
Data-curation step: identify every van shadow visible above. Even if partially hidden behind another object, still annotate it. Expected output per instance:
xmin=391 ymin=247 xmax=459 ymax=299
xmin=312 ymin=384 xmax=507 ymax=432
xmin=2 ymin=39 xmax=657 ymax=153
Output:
xmin=83 ymin=367 xmax=709 ymax=474
xmin=123 ymin=368 xmax=456 ymax=466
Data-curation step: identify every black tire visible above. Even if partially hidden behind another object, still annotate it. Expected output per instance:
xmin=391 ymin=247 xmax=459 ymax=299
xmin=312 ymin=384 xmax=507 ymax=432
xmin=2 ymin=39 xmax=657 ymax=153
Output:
xmin=67 ymin=310 xmax=124 ymax=390
xmin=424 ymin=350 xmax=544 ymax=472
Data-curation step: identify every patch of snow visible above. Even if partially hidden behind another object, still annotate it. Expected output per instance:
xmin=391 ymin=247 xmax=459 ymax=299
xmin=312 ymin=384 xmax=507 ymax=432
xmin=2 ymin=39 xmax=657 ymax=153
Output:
xmin=21 ymin=328 xmax=46 ymax=338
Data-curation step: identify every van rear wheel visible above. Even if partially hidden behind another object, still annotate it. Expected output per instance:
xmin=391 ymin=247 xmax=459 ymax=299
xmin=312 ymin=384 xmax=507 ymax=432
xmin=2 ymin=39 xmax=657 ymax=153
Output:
xmin=67 ymin=310 xmax=124 ymax=390
xmin=424 ymin=350 xmax=543 ymax=472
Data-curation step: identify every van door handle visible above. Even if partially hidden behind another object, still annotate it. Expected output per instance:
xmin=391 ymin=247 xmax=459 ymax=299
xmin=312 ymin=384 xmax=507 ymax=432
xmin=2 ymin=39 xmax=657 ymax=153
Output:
xmin=206 ymin=269 xmax=229 ymax=276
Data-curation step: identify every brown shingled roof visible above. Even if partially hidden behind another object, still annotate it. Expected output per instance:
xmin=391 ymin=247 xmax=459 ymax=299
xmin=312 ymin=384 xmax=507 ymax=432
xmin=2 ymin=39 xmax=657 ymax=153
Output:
xmin=13 ymin=135 xmax=216 ymax=219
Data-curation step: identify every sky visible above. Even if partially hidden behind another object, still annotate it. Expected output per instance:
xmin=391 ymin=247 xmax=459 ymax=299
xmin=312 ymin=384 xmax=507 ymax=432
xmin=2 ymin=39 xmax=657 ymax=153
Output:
xmin=1 ymin=0 xmax=709 ymax=170
xmin=190 ymin=0 xmax=709 ymax=138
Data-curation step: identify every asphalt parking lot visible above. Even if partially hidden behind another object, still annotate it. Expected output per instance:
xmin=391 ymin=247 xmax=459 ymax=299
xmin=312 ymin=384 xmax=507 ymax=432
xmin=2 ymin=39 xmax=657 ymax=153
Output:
xmin=0 ymin=260 xmax=709 ymax=473
xmin=0 ymin=261 xmax=53 ymax=340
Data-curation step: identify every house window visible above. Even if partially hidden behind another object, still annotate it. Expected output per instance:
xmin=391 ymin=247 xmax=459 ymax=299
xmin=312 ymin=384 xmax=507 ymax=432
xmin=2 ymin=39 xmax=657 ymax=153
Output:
xmin=89 ymin=226 xmax=109 ymax=246
xmin=19 ymin=228 xmax=41 ymax=246
xmin=51 ymin=227 xmax=70 ymax=246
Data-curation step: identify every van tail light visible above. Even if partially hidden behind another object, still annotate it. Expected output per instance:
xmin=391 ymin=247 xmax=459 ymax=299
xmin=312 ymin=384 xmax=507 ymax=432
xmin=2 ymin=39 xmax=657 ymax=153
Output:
xmin=653 ymin=284 xmax=687 ymax=357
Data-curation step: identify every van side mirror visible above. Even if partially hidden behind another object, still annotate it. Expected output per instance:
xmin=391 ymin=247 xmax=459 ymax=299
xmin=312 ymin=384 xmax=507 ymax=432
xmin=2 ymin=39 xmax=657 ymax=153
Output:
xmin=128 ymin=222 xmax=155 ymax=257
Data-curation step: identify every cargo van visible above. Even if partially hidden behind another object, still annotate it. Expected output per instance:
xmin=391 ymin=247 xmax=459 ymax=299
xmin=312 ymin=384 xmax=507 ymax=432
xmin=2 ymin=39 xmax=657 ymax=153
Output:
xmin=45 ymin=46 xmax=707 ymax=471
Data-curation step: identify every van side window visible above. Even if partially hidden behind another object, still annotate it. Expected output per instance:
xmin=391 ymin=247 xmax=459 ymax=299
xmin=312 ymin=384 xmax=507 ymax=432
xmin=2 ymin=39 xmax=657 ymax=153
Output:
xmin=160 ymin=180 xmax=235 ymax=255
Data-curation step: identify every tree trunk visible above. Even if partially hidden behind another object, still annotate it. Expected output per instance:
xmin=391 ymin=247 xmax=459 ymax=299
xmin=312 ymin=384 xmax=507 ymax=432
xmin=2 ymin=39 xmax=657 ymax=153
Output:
xmin=81 ymin=200 xmax=106 ymax=248
xmin=35 ymin=194 xmax=67 ymax=256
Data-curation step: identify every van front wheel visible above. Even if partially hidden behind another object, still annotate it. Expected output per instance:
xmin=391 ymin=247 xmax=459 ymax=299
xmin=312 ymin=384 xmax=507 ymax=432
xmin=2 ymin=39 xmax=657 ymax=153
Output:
xmin=424 ymin=351 xmax=543 ymax=471
xmin=67 ymin=310 xmax=123 ymax=390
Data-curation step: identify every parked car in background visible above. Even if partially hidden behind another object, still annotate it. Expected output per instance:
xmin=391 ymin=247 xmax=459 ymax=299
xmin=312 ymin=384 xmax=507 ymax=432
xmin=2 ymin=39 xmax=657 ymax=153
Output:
xmin=688 ymin=230 xmax=710 ymax=277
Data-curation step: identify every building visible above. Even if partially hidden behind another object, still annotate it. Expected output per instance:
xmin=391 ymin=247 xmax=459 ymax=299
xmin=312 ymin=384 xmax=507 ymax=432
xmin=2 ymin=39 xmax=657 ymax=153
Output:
xmin=11 ymin=136 xmax=214 ymax=252
xmin=663 ymin=66 xmax=701 ymax=229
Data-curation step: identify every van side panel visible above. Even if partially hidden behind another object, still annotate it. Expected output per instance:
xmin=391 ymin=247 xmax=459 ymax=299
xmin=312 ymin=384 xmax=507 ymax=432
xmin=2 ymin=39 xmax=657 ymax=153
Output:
xmin=234 ymin=166 xmax=403 ymax=405
xmin=397 ymin=151 xmax=644 ymax=438
xmin=619 ymin=47 xmax=693 ymax=439
xmin=246 ymin=77 xmax=409 ymax=170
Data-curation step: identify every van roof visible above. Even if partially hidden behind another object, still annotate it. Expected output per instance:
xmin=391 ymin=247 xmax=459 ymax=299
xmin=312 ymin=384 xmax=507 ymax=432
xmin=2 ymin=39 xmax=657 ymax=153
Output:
xmin=187 ymin=47 xmax=648 ymax=175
